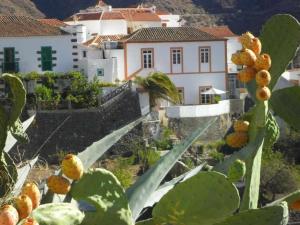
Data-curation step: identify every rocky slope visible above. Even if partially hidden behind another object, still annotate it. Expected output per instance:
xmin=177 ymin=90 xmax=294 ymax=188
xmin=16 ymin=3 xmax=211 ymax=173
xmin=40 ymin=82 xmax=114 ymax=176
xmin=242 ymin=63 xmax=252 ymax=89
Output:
xmin=1 ymin=0 xmax=300 ymax=34
xmin=0 ymin=0 xmax=43 ymax=17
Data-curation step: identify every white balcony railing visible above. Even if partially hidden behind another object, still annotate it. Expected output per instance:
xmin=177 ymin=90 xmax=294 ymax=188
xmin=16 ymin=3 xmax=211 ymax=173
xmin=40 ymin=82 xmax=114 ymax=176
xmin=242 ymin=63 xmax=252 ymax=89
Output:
xmin=166 ymin=100 xmax=230 ymax=118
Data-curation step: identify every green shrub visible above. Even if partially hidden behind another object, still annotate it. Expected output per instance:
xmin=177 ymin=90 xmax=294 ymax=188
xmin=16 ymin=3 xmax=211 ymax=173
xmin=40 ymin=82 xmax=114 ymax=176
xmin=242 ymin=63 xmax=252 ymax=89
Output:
xmin=261 ymin=148 xmax=300 ymax=202
xmin=209 ymin=150 xmax=225 ymax=163
xmin=137 ymin=149 xmax=161 ymax=171
xmin=35 ymin=85 xmax=53 ymax=101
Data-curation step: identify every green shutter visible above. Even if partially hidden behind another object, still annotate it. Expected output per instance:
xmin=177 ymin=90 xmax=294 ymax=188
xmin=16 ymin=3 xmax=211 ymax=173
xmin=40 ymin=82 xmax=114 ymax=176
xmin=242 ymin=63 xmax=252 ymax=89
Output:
xmin=3 ymin=48 xmax=17 ymax=72
xmin=41 ymin=46 xmax=53 ymax=71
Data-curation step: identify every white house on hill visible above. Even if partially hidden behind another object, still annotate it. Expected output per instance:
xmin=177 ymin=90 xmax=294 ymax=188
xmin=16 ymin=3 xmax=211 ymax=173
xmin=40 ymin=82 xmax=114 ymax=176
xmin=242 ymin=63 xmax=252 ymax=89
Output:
xmin=79 ymin=27 xmax=228 ymax=107
xmin=64 ymin=0 xmax=183 ymax=40
xmin=122 ymin=27 xmax=227 ymax=105
xmin=0 ymin=16 xmax=77 ymax=74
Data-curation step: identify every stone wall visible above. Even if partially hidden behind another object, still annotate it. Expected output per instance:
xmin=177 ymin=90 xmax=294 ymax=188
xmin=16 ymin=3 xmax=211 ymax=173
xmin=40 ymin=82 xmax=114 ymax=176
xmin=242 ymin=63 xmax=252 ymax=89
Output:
xmin=168 ymin=114 xmax=232 ymax=143
xmin=10 ymin=90 xmax=142 ymax=164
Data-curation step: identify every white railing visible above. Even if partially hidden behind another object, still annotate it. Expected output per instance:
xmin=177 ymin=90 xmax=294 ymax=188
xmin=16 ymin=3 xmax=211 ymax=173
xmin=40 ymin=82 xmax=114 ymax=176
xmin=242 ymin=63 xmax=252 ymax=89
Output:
xmin=166 ymin=100 xmax=230 ymax=118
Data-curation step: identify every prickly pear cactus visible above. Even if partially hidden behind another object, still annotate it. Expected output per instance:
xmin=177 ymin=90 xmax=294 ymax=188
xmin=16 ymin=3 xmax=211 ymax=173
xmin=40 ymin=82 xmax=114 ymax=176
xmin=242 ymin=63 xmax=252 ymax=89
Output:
xmin=20 ymin=203 xmax=84 ymax=225
xmin=70 ymin=168 xmax=134 ymax=225
xmin=152 ymin=171 xmax=240 ymax=225
xmin=263 ymin=113 xmax=280 ymax=150
xmin=214 ymin=202 xmax=288 ymax=225
xmin=0 ymin=73 xmax=27 ymax=198
xmin=227 ymin=159 xmax=246 ymax=182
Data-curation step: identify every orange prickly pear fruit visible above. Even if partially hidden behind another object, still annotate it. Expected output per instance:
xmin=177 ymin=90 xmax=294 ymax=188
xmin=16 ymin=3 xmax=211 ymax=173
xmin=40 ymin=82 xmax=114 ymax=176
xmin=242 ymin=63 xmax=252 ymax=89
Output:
xmin=15 ymin=194 xmax=33 ymax=220
xmin=22 ymin=217 xmax=39 ymax=225
xmin=256 ymin=86 xmax=271 ymax=101
xmin=61 ymin=154 xmax=84 ymax=180
xmin=47 ymin=175 xmax=71 ymax=194
xmin=237 ymin=67 xmax=256 ymax=83
xmin=21 ymin=182 xmax=41 ymax=209
xmin=233 ymin=120 xmax=250 ymax=132
xmin=256 ymin=70 xmax=271 ymax=86
xmin=255 ymin=53 xmax=272 ymax=71
xmin=0 ymin=205 xmax=19 ymax=225
xmin=240 ymin=49 xmax=257 ymax=66
xmin=250 ymin=37 xmax=262 ymax=55
xmin=290 ymin=200 xmax=300 ymax=211
xmin=226 ymin=132 xmax=248 ymax=148
xmin=231 ymin=52 xmax=243 ymax=65
xmin=239 ymin=32 xmax=255 ymax=49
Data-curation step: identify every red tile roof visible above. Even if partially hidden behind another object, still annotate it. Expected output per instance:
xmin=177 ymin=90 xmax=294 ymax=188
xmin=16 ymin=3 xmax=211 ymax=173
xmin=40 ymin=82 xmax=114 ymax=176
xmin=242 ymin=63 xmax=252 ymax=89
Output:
xmin=65 ymin=8 xmax=161 ymax=22
xmin=84 ymin=34 xmax=126 ymax=46
xmin=65 ymin=11 xmax=125 ymax=21
xmin=38 ymin=19 xmax=66 ymax=27
xmin=198 ymin=26 xmax=236 ymax=38
xmin=117 ymin=9 xmax=161 ymax=22
xmin=122 ymin=27 xmax=225 ymax=43
xmin=102 ymin=12 xmax=125 ymax=20
xmin=0 ymin=16 xmax=68 ymax=37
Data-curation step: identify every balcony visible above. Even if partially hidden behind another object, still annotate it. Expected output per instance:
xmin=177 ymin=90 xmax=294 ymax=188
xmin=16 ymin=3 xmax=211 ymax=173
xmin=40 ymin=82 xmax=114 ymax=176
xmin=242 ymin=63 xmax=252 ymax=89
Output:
xmin=166 ymin=100 xmax=231 ymax=118
xmin=1 ymin=62 xmax=19 ymax=73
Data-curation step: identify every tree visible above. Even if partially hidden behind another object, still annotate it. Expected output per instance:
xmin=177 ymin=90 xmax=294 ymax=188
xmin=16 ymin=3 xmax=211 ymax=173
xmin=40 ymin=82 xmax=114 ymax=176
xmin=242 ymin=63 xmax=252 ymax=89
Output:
xmin=135 ymin=72 xmax=181 ymax=107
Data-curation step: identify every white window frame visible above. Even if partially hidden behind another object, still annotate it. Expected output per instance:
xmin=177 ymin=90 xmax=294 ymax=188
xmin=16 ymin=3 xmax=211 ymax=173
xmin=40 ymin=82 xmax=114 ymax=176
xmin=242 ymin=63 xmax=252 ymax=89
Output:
xmin=142 ymin=49 xmax=153 ymax=69
xmin=200 ymin=47 xmax=210 ymax=64
xmin=172 ymin=49 xmax=182 ymax=65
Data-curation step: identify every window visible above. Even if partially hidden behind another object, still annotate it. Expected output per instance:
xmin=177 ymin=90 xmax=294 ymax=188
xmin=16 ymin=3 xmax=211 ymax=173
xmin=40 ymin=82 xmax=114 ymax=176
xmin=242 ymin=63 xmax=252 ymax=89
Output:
xmin=41 ymin=46 xmax=53 ymax=71
xmin=200 ymin=48 xmax=210 ymax=63
xmin=83 ymin=51 xmax=87 ymax=58
xmin=142 ymin=49 xmax=153 ymax=69
xmin=172 ymin=49 xmax=181 ymax=65
xmin=97 ymin=68 xmax=104 ymax=77
xmin=3 ymin=48 xmax=17 ymax=72
xmin=199 ymin=86 xmax=212 ymax=104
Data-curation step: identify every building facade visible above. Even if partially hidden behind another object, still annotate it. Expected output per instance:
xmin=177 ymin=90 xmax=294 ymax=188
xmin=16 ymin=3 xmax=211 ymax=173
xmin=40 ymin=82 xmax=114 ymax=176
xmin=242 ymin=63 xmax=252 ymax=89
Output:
xmin=122 ymin=27 xmax=227 ymax=105
xmin=0 ymin=16 xmax=77 ymax=74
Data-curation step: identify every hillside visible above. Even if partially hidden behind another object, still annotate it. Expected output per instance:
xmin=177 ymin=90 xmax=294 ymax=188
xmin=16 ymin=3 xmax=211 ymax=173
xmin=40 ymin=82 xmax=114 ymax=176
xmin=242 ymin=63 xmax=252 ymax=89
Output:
xmin=0 ymin=0 xmax=43 ymax=17
xmin=1 ymin=0 xmax=300 ymax=34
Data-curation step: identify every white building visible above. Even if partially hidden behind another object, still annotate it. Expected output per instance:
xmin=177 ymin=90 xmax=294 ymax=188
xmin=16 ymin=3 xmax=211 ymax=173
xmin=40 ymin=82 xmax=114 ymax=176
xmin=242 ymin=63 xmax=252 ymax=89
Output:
xmin=64 ymin=1 xmax=182 ymax=40
xmin=0 ymin=16 xmax=77 ymax=74
xmin=79 ymin=27 xmax=228 ymax=106
xmin=123 ymin=27 xmax=227 ymax=105
xmin=199 ymin=26 xmax=243 ymax=99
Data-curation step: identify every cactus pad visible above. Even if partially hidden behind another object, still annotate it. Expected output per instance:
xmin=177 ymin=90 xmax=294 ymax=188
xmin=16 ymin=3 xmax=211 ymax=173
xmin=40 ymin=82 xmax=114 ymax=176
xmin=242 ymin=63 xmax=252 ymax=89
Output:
xmin=228 ymin=159 xmax=246 ymax=182
xmin=264 ymin=113 xmax=280 ymax=149
xmin=270 ymin=87 xmax=300 ymax=131
xmin=152 ymin=171 xmax=240 ymax=225
xmin=29 ymin=203 xmax=84 ymax=225
xmin=215 ymin=202 xmax=288 ymax=225
xmin=70 ymin=168 xmax=134 ymax=225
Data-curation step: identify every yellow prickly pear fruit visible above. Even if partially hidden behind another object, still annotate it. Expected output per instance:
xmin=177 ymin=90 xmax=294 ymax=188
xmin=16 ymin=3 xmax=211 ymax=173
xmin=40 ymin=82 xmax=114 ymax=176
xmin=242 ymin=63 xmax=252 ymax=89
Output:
xmin=250 ymin=37 xmax=262 ymax=55
xmin=0 ymin=205 xmax=19 ymax=225
xmin=239 ymin=32 xmax=255 ymax=49
xmin=237 ymin=67 xmax=256 ymax=83
xmin=21 ymin=182 xmax=41 ymax=209
xmin=255 ymin=53 xmax=272 ymax=71
xmin=226 ymin=132 xmax=248 ymax=148
xmin=47 ymin=175 xmax=71 ymax=194
xmin=256 ymin=70 xmax=271 ymax=86
xmin=233 ymin=120 xmax=250 ymax=132
xmin=23 ymin=217 xmax=39 ymax=225
xmin=256 ymin=86 xmax=271 ymax=101
xmin=227 ymin=159 xmax=246 ymax=182
xmin=290 ymin=200 xmax=300 ymax=211
xmin=231 ymin=52 xmax=243 ymax=65
xmin=240 ymin=49 xmax=257 ymax=66
xmin=61 ymin=154 xmax=84 ymax=180
xmin=15 ymin=194 xmax=33 ymax=220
